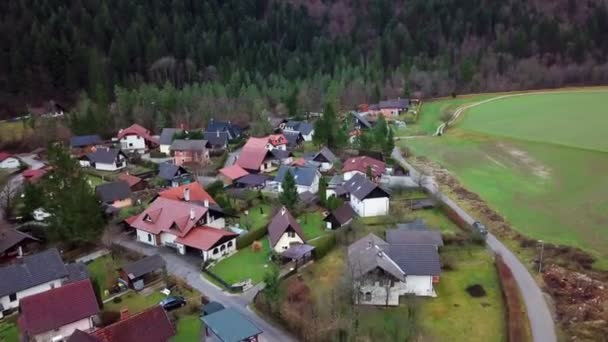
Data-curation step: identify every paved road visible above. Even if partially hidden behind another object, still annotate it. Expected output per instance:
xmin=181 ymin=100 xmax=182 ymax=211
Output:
xmin=224 ymin=148 xmax=241 ymax=168
xmin=392 ymin=147 xmax=556 ymax=342
xmin=113 ymin=235 xmax=296 ymax=342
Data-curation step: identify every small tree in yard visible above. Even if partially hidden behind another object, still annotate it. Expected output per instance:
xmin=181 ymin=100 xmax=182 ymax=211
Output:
xmin=279 ymin=171 xmax=298 ymax=210
xmin=21 ymin=183 xmax=45 ymax=218
xmin=318 ymin=177 xmax=328 ymax=206
xmin=384 ymin=127 xmax=395 ymax=156
xmin=263 ymin=262 xmax=281 ymax=310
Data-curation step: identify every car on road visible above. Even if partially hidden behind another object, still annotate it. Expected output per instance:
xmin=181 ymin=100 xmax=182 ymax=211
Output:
xmin=160 ymin=296 xmax=186 ymax=311
xmin=472 ymin=221 xmax=488 ymax=236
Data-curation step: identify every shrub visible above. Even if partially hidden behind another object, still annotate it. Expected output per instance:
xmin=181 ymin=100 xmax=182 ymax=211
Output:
xmin=149 ymin=151 xmax=167 ymax=158
xmin=98 ymin=310 xmax=121 ymax=326
xmin=251 ymin=240 xmax=263 ymax=252
xmin=112 ymin=296 xmax=122 ymax=304
xmin=237 ymin=226 xmax=268 ymax=249
xmin=311 ymin=233 xmax=336 ymax=259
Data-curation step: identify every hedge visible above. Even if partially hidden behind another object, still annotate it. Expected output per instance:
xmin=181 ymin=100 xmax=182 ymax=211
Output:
xmin=310 ymin=233 xmax=336 ymax=260
xmin=236 ymin=226 xmax=269 ymax=249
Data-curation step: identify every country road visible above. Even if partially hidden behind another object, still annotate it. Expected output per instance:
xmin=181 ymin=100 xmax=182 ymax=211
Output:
xmin=391 ymin=147 xmax=556 ymax=342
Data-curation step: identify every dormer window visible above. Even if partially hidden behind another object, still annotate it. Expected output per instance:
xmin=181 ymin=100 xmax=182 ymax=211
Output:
xmin=144 ymin=214 xmax=152 ymax=222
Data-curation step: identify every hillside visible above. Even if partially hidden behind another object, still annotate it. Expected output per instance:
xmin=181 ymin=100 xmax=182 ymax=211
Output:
xmin=2 ymin=0 xmax=608 ymax=117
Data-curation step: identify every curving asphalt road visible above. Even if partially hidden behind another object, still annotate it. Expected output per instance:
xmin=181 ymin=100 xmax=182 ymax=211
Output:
xmin=392 ymin=147 xmax=556 ymax=342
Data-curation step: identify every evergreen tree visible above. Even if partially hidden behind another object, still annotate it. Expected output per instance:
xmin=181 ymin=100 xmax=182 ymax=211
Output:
xmin=286 ymin=87 xmax=299 ymax=119
xmin=21 ymin=183 xmax=45 ymax=219
xmin=279 ymin=170 xmax=298 ymax=210
xmin=384 ymin=127 xmax=395 ymax=156
xmin=374 ymin=116 xmax=389 ymax=147
xmin=318 ymin=176 xmax=328 ymax=206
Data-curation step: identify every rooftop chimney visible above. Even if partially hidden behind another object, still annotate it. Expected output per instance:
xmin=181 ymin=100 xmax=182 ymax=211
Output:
xmin=203 ymin=199 xmax=209 ymax=208
xmin=280 ymin=206 xmax=286 ymax=216
xmin=216 ymin=130 xmax=220 ymax=137
xmin=120 ymin=308 xmax=129 ymax=321
xmin=367 ymin=241 xmax=373 ymax=249
xmin=190 ymin=208 xmax=195 ymax=220
xmin=184 ymin=187 xmax=190 ymax=202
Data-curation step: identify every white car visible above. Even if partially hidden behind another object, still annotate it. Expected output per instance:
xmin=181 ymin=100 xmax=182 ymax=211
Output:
xmin=32 ymin=208 xmax=51 ymax=221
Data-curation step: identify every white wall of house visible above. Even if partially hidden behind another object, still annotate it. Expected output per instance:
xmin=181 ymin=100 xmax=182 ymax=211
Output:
xmin=95 ymin=161 xmax=126 ymax=172
xmin=159 ymin=232 xmax=186 ymax=254
xmin=356 ymin=275 xmax=435 ymax=306
xmin=79 ymin=160 xmax=91 ymax=168
xmin=0 ymin=279 xmax=64 ymax=313
xmin=0 ymin=157 xmax=19 ymax=169
xmin=272 ymin=232 xmax=304 ymax=253
xmin=120 ymin=135 xmax=146 ymax=153
xmin=136 ymin=229 xmax=157 ymax=246
xmin=202 ymin=238 xmax=237 ymax=262
xmin=159 ymin=144 xmax=171 ymax=155
xmin=343 ymin=170 xmax=365 ymax=181
xmin=319 ymin=162 xmax=333 ymax=172
xmin=30 ymin=316 xmax=95 ymax=342
xmin=205 ymin=216 xmax=225 ymax=229
xmin=266 ymin=143 xmax=287 ymax=151
xmin=350 ymin=196 xmax=389 ymax=217
xmin=302 ymin=132 xmax=314 ymax=141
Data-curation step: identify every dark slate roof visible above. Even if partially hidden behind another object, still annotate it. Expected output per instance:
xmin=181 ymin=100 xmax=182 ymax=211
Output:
xmin=235 ymin=174 xmax=269 ymax=187
xmin=281 ymin=244 xmax=315 ymax=259
xmin=270 ymin=149 xmax=292 ymax=160
xmin=274 ymin=166 xmax=319 ymax=187
xmin=202 ymin=308 xmax=262 ymax=342
xmin=121 ymin=255 xmax=165 ymax=280
xmin=347 ymin=233 xmax=404 ymax=281
xmin=386 ymin=244 xmax=441 ymax=276
xmin=342 ymin=173 xmax=389 ymax=200
xmin=0 ymin=228 xmax=39 ymax=254
xmin=352 ymin=112 xmax=372 ymax=129
xmin=207 ymin=120 xmax=241 ymax=139
xmin=65 ymin=262 xmax=90 ymax=283
xmin=312 ymin=147 xmax=337 ymax=163
xmin=386 ymin=228 xmax=444 ymax=247
xmin=0 ymin=248 xmax=68 ymax=297
xmin=268 ymin=208 xmax=305 ymax=247
xmin=328 ymin=174 xmax=344 ymax=187
xmin=284 ymin=121 xmax=314 ymax=135
xmin=203 ymin=131 xmax=229 ymax=147
xmin=70 ymin=135 xmax=102 ymax=148
xmin=324 ymin=203 xmax=356 ymax=225
xmin=377 ymin=98 xmax=409 ymax=109
xmin=283 ymin=131 xmax=303 ymax=148
xmin=159 ymin=128 xmax=182 ymax=146
xmin=95 ymin=181 xmax=132 ymax=203
xmin=298 ymin=191 xmax=317 ymax=204
xmin=85 ymin=148 xmax=123 ymax=164
xmin=395 ymin=218 xmax=428 ymax=231
xmin=67 ymin=330 xmax=101 ymax=342
xmin=158 ymin=162 xmax=188 ymax=180
xmin=170 ymin=139 xmax=208 ymax=151
xmin=202 ymin=301 xmax=225 ymax=316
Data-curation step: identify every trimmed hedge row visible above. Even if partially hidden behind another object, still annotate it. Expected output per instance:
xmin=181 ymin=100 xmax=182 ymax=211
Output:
xmin=236 ymin=226 xmax=269 ymax=249
xmin=310 ymin=233 xmax=336 ymax=260
xmin=495 ymin=255 xmax=529 ymax=342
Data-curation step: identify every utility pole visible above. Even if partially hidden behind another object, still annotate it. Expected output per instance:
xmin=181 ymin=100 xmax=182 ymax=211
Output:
xmin=538 ymin=240 xmax=545 ymax=273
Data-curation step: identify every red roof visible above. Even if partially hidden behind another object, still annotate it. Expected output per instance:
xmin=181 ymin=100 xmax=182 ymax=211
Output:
xmin=268 ymin=134 xmax=287 ymax=146
xmin=291 ymin=158 xmax=306 ymax=167
xmin=129 ymin=197 xmax=209 ymax=236
xmin=218 ymin=165 xmax=249 ymax=181
xmin=22 ymin=168 xmax=49 ymax=183
xmin=117 ymin=124 xmax=159 ymax=144
xmin=19 ymin=280 xmax=99 ymax=335
xmin=124 ymin=214 xmax=139 ymax=225
xmin=158 ymin=182 xmax=216 ymax=204
xmin=118 ymin=173 xmax=143 ymax=187
xmin=93 ymin=306 xmax=175 ymax=342
xmin=175 ymin=226 xmax=238 ymax=251
xmin=236 ymin=148 xmax=268 ymax=172
xmin=342 ymin=156 xmax=386 ymax=178
xmin=268 ymin=207 xmax=305 ymax=247
xmin=0 ymin=152 xmax=12 ymax=162
xmin=243 ymin=137 xmax=268 ymax=149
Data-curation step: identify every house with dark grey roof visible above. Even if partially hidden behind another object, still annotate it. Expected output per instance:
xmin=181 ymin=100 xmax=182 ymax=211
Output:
xmin=283 ymin=120 xmax=314 ymax=141
xmin=119 ymin=255 xmax=165 ymax=290
xmin=0 ymin=227 xmax=39 ymax=261
xmin=158 ymin=162 xmax=192 ymax=187
xmin=159 ymin=128 xmax=183 ymax=154
xmin=323 ymin=202 xmax=356 ymax=229
xmin=0 ymin=248 xmax=71 ymax=318
xmin=268 ymin=207 xmax=306 ymax=253
xmin=170 ymin=139 xmax=210 ymax=166
xmin=272 ymin=165 xmax=321 ymax=194
xmin=283 ymin=131 xmax=304 ymax=149
xmin=70 ymin=135 xmax=103 ymax=154
xmin=207 ymin=120 xmax=242 ymax=140
xmin=79 ymin=148 xmax=127 ymax=171
xmin=312 ymin=147 xmax=337 ymax=172
xmin=203 ymin=131 xmax=229 ymax=152
xmin=348 ymin=232 xmax=440 ymax=305
xmin=337 ymin=173 xmax=390 ymax=217
xmin=368 ymin=98 xmax=410 ymax=117
xmin=352 ymin=112 xmax=373 ymax=130
xmin=201 ymin=308 xmax=262 ymax=342
xmin=95 ymin=181 xmax=133 ymax=209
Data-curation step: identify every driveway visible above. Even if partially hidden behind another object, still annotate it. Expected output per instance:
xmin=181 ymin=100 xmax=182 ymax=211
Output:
xmin=112 ymin=235 xmax=295 ymax=342
xmin=392 ymin=147 xmax=556 ymax=342
xmin=224 ymin=148 xmax=241 ymax=168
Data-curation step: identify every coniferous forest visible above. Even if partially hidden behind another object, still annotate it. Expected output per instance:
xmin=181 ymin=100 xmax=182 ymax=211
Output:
xmin=2 ymin=0 xmax=608 ymax=118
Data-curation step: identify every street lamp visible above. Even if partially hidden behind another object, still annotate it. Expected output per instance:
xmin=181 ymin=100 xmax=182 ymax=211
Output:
xmin=538 ymin=240 xmax=545 ymax=273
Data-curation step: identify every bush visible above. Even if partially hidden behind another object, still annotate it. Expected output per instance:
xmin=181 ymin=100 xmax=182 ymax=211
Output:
xmin=112 ymin=296 xmax=122 ymax=304
xmin=98 ymin=310 xmax=121 ymax=326
xmin=149 ymin=151 xmax=167 ymax=158
xmin=311 ymin=233 xmax=336 ymax=259
xmin=237 ymin=226 xmax=269 ymax=249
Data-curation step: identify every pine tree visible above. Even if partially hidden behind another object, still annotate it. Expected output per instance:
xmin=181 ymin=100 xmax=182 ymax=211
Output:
xmin=384 ymin=127 xmax=395 ymax=156
xmin=318 ymin=176 xmax=328 ymax=206
xmin=279 ymin=170 xmax=298 ymax=210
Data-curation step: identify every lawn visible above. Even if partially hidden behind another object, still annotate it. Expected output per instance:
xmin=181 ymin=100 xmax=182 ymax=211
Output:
xmin=404 ymin=90 xmax=608 ymax=268
xmin=419 ymin=246 xmax=506 ymax=342
xmin=171 ymin=315 xmax=202 ymax=342
xmin=297 ymin=211 xmax=327 ymax=240
xmin=85 ymin=174 xmax=106 ymax=188
xmin=104 ymin=291 xmax=166 ymax=313
xmin=239 ymin=204 xmax=271 ymax=231
xmin=0 ymin=317 xmax=18 ymax=342
xmin=86 ymin=255 xmax=127 ymax=299
xmin=209 ymin=238 xmax=272 ymax=285
xmin=405 ymin=208 xmax=460 ymax=235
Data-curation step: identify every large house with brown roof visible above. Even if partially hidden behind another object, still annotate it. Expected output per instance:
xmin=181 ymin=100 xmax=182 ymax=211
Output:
xmin=116 ymin=124 xmax=158 ymax=154
xmin=18 ymin=279 xmax=99 ymax=342
xmin=236 ymin=138 xmax=277 ymax=173
xmin=169 ymin=139 xmax=210 ymax=166
xmin=268 ymin=207 xmax=306 ymax=253
xmin=342 ymin=156 xmax=386 ymax=182
xmin=129 ymin=184 xmax=237 ymax=261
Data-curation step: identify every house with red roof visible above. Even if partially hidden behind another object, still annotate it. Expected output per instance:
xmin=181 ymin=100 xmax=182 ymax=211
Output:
xmin=268 ymin=207 xmax=306 ymax=253
xmin=116 ymin=124 xmax=158 ymax=154
xmin=22 ymin=167 xmax=50 ymax=184
xmin=218 ymin=164 xmax=249 ymax=185
xmin=18 ymin=279 xmax=99 ymax=342
xmin=267 ymin=134 xmax=287 ymax=151
xmin=129 ymin=185 xmax=237 ymax=261
xmin=88 ymin=306 xmax=175 ymax=342
xmin=0 ymin=152 xmax=19 ymax=169
xmin=342 ymin=156 xmax=386 ymax=182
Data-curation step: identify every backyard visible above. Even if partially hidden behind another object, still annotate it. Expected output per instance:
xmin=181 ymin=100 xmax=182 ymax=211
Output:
xmin=239 ymin=204 xmax=271 ymax=231
xmin=209 ymin=238 xmax=272 ymax=285
xmin=404 ymin=89 xmax=608 ymax=268
xmin=86 ymin=254 xmax=127 ymax=300
xmin=297 ymin=211 xmax=327 ymax=240
xmin=0 ymin=316 xmax=18 ymax=342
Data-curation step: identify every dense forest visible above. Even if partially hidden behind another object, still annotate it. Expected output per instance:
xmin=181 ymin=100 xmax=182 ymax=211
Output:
xmin=2 ymin=0 xmax=608 ymax=119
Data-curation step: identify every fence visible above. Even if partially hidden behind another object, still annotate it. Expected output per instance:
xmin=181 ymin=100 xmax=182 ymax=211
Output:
xmin=201 ymin=268 xmax=244 ymax=293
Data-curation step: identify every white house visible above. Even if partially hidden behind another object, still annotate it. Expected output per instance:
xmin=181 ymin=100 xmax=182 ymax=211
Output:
xmin=116 ymin=123 xmax=158 ymax=154
xmin=283 ymin=121 xmax=315 ymax=141
xmin=311 ymin=147 xmax=338 ymax=172
xmin=79 ymin=148 xmax=127 ymax=171
xmin=18 ymin=279 xmax=99 ymax=342
xmin=268 ymin=207 xmax=305 ymax=253
xmin=0 ymin=249 xmax=69 ymax=318
xmin=159 ymin=128 xmax=182 ymax=155
xmin=338 ymin=173 xmax=390 ymax=217
xmin=266 ymin=134 xmax=288 ymax=151
xmin=271 ymin=165 xmax=321 ymax=194
xmin=0 ymin=153 xmax=19 ymax=169
xmin=348 ymin=233 xmax=441 ymax=305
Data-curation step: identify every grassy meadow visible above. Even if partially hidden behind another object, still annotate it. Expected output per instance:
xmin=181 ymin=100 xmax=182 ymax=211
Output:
xmin=404 ymin=89 xmax=608 ymax=268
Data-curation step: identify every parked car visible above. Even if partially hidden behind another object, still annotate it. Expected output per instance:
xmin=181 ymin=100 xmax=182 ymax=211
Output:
xmin=160 ymin=296 xmax=186 ymax=311
xmin=32 ymin=208 xmax=51 ymax=221
xmin=472 ymin=221 xmax=488 ymax=237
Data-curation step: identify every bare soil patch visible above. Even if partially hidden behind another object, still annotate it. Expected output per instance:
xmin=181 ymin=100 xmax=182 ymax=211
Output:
xmin=466 ymin=284 xmax=487 ymax=298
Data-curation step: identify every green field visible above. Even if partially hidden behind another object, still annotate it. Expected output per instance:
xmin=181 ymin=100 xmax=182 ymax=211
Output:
xmin=405 ymin=89 xmax=608 ymax=268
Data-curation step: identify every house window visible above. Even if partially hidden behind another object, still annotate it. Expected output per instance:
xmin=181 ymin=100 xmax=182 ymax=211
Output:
xmin=144 ymin=215 xmax=152 ymax=222
xmin=287 ymin=231 xmax=295 ymax=238
xmin=129 ymin=143 xmax=133 ymax=147
xmin=282 ymin=246 xmax=288 ymax=250
xmin=213 ymin=248 xmax=218 ymax=255
xmin=220 ymin=245 xmax=226 ymax=251
xmin=227 ymin=241 xmax=233 ymax=248
xmin=364 ymin=292 xmax=372 ymax=301
xmin=9 ymin=293 xmax=17 ymax=302
xmin=147 ymin=234 xmax=152 ymax=242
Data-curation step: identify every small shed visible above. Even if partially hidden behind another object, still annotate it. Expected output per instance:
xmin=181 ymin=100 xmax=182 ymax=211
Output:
xmin=119 ymin=255 xmax=166 ymax=290
xmin=281 ymin=244 xmax=315 ymax=269
xmin=323 ymin=203 xmax=356 ymax=229
xmin=201 ymin=308 xmax=263 ymax=342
